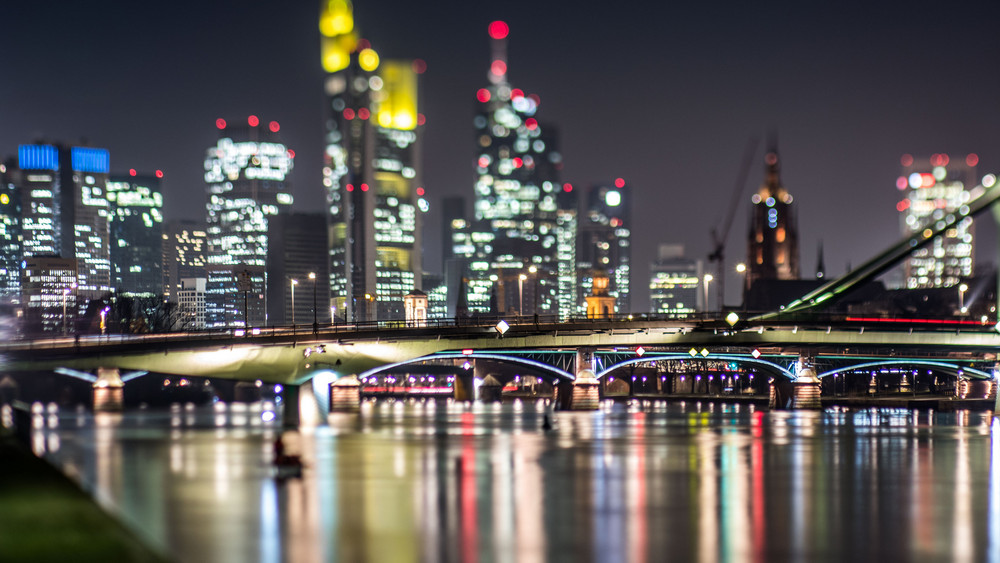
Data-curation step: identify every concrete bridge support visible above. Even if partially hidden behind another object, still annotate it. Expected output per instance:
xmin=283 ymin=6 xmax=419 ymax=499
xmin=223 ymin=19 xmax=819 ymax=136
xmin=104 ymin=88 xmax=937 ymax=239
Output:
xmin=330 ymin=376 xmax=361 ymax=413
xmin=282 ymin=384 xmax=300 ymax=427
xmin=792 ymin=357 xmax=822 ymax=409
xmin=479 ymin=374 xmax=503 ymax=402
xmin=93 ymin=367 xmax=124 ymax=412
xmin=570 ymin=370 xmax=600 ymax=410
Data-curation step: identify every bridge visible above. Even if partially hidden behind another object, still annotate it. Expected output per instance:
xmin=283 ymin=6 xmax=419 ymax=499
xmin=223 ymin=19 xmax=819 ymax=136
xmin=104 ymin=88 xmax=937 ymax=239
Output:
xmin=4 ymin=179 xmax=1000 ymax=421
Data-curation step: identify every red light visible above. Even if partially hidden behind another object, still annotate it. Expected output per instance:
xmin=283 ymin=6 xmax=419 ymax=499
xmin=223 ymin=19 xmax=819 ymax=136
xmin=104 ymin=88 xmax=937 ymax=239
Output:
xmin=412 ymin=59 xmax=427 ymax=74
xmin=358 ymin=108 xmax=370 ymax=120
xmin=343 ymin=108 xmax=355 ymax=120
xmin=155 ymin=170 xmax=164 ymax=179
xmin=248 ymin=115 xmax=259 ymax=127
xmin=513 ymin=157 xmax=523 ymax=168
xmin=967 ymin=153 xmax=979 ymax=167
xmin=128 ymin=168 xmax=136 ymax=176
xmin=346 ymin=184 xmax=354 ymax=192
xmin=287 ymin=149 xmax=295 ymax=159
xmin=490 ymin=60 xmax=507 ymax=76
xmin=478 ymin=157 xmax=489 ymax=168
xmin=614 ymin=177 xmax=625 ymax=188
xmin=488 ymin=21 xmax=509 ymax=40
xmin=563 ymin=183 xmax=573 ymax=192
xmin=269 ymin=121 xmax=280 ymax=132
xmin=610 ymin=218 xmax=621 ymax=227
xmin=462 ymin=348 xmax=474 ymax=355
xmin=896 ymin=176 xmax=908 ymax=190
xmin=476 ymin=88 xmax=491 ymax=103
xmin=528 ymin=94 xmax=540 ymax=106
xmin=921 ymin=173 xmax=935 ymax=187
xmin=511 ymin=88 xmax=524 ymax=99
xmin=525 ymin=118 xmax=537 ymax=130
xmin=900 ymin=154 xmax=913 ymax=166
xmin=357 ymin=39 xmax=370 ymax=50
xmin=215 ymin=118 xmax=226 ymax=129
xmin=940 ymin=153 xmax=950 ymax=166
xmin=896 ymin=199 xmax=910 ymax=212
xmin=361 ymin=183 xmax=369 ymax=192
xmin=416 ymin=187 xmax=425 ymax=196
xmin=417 ymin=113 xmax=426 ymax=126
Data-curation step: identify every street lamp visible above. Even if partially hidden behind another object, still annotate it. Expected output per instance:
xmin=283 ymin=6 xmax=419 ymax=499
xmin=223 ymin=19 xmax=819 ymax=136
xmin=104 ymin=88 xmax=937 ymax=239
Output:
xmin=519 ymin=273 xmax=528 ymax=316
xmin=959 ymin=283 xmax=968 ymax=315
xmin=309 ymin=272 xmax=318 ymax=331
xmin=290 ymin=279 xmax=298 ymax=325
xmin=703 ymin=274 xmax=714 ymax=313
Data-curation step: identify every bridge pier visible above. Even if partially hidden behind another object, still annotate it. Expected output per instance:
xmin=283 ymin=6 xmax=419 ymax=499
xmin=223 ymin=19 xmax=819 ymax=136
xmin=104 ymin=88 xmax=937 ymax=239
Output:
xmin=479 ymin=374 xmax=503 ymax=402
xmin=93 ymin=367 xmax=124 ymax=412
xmin=330 ymin=375 xmax=361 ymax=413
xmin=792 ymin=357 xmax=822 ymax=409
xmin=282 ymin=384 xmax=301 ymax=427
xmin=454 ymin=373 xmax=475 ymax=402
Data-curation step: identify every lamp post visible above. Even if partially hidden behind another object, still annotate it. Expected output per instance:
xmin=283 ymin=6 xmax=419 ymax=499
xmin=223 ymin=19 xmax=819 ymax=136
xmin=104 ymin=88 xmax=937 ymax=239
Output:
xmin=519 ymin=273 xmax=527 ymax=316
xmin=703 ymin=273 xmax=714 ymax=313
xmin=959 ymin=283 xmax=968 ymax=315
xmin=309 ymin=272 xmax=317 ymax=331
xmin=529 ymin=265 xmax=538 ymax=320
xmin=290 ymin=279 xmax=298 ymax=325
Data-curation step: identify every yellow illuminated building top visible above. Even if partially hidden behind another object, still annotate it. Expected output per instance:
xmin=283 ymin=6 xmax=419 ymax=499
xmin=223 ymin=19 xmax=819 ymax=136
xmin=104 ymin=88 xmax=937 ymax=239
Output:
xmin=320 ymin=0 xmax=357 ymax=72
xmin=375 ymin=61 xmax=417 ymax=130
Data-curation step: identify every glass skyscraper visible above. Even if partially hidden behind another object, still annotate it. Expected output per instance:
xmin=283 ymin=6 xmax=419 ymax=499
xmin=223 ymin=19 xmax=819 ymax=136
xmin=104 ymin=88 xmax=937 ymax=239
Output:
xmin=578 ymin=179 xmax=631 ymax=315
xmin=204 ymin=116 xmax=294 ymax=327
xmin=321 ymin=0 xmax=425 ymax=322
xmin=107 ymin=171 xmax=164 ymax=297
xmin=897 ymin=153 xmax=977 ymax=288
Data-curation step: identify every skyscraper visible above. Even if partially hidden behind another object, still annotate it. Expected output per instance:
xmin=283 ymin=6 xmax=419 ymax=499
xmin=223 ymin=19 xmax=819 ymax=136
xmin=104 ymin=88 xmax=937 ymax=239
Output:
xmin=746 ymin=142 xmax=799 ymax=291
xmin=460 ymin=20 xmax=565 ymax=318
xmin=0 ymin=161 xmax=21 ymax=301
xmin=162 ymin=219 xmax=207 ymax=300
xmin=650 ymin=244 xmax=702 ymax=315
xmin=13 ymin=143 xmax=112 ymax=309
xmin=321 ymin=0 xmax=425 ymax=322
xmin=204 ymin=116 xmax=294 ymax=327
xmin=107 ymin=170 xmax=164 ymax=296
xmin=897 ymin=153 xmax=977 ymax=288
xmin=267 ymin=212 xmax=329 ymax=326
xmin=577 ymin=179 xmax=631 ymax=315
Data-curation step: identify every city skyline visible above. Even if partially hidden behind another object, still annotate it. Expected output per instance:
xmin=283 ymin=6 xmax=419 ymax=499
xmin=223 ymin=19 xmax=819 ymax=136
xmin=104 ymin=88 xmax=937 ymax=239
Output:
xmin=2 ymin=0 xmax=998 ymax=310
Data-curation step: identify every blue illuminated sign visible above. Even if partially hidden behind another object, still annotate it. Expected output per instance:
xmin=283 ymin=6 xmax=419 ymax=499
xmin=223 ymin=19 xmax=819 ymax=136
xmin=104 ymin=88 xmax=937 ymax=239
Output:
xmin=71 ymin=147 xmax=110 ymax=173
xmin=17 ymin=145 xmax=59 ymax=171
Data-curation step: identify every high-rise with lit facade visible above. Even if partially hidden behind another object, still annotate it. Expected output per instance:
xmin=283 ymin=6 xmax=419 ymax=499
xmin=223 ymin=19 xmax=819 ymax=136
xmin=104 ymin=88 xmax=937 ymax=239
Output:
xmin=107 ymin=171 xmax=164 ymax=297
xmin=650 ymin=244 xmax=702 ymax=315
xmin=577 ymin=179 xmax=631 ymax=315
xmin=12 ymin=143 xmax=112 ymax=311
xmin=897 ymin=153 xmax=977 ymax=288
xmin=0 ymin=161 xmax=21 ymax=301
xmin=321 ymin=0 xmax=425 ymax=322
xmin=204 ymin=116 xmax=294 ymax=327
xmin=162 ymin=220 xmax=207 ymax=300
xmin=459 ymin=20 xmax=566 ymax=318
xmin=746 ymin=142 xmax=799 ymax=290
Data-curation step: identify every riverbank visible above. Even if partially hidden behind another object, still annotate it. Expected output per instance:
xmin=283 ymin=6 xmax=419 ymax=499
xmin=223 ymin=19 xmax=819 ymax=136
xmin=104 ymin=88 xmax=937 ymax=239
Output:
xmin=0 ymin=430 xmax=169 ymax=562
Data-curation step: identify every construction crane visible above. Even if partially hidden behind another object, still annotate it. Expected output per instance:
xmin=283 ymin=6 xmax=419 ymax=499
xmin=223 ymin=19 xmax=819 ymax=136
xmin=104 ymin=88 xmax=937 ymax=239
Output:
xmin=707 ymin=138 xmax=758 ymax=311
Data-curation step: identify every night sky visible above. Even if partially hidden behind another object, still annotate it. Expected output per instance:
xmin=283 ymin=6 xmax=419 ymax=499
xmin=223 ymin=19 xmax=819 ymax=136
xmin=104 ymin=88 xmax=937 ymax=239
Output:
xmin=3 ymin=0 xmax=999 ymax=310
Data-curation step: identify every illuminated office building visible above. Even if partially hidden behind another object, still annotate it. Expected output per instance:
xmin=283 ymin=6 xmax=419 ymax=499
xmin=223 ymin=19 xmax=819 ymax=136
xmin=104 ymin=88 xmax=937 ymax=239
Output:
xmin=21 ymin=256 xmax=77 ymax=334
xmin=204 ymin=116 xmax=294 ymax=327
xmin=650 ymin=244 xmax=702 ymax=315
xmin=13 ymin=143 xmax=111 ymax=309
xmin=162 ymin=220 xmax=207 ymax=300
xmin=0 ymin=161 xmax=21 ymax=301
xmin=321 ymin=0 xmax=425 ymax=322
xmin=577 ymin=179 xmax=631 ymax=315
xmin=461 ymin=20 xmax=566 ymax=318
xmin=897 ymin=153 xmax=977 ymax=288
xmin=746 ymin=142 xmax=799 ymax=290
xmin=107 ymin=171 xmax=164 ymax=296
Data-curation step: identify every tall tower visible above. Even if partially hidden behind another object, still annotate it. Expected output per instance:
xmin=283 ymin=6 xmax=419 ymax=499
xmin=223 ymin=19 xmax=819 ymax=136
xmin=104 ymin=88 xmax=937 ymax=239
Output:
xmin=204 ymin=116 xmax=294 ymax=327
xmin=0 ymin=160 xmax=21 ymax=301
xmin=746 ymin=141 xmax=799 ymax=290
xmin=107 ymin=170 xmax=164 ymax=297
xmin=321 ymin=0 xmax=425 ymax=322
xmin=460 ymin=20 xmax=565 ymax=318
xmin=577 ymin=179 xmax=631 ymax=315
xmin=897 ymin=153 xmax=976 ymax=288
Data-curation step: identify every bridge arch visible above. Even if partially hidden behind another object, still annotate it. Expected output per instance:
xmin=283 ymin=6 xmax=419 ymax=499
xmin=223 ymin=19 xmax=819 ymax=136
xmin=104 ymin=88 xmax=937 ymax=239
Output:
xmin=357 ymin=352 xmax=576 ymax=382
xmin=818 ymin=360 xmax=995 ymax=380
xmin=595 ymin=354 xmax=797 ymax=381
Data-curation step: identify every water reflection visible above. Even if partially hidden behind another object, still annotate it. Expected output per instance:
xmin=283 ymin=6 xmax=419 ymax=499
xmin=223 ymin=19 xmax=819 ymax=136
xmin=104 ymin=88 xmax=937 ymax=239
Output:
xmin=27 ymin=401 xmax=1000 ymax=562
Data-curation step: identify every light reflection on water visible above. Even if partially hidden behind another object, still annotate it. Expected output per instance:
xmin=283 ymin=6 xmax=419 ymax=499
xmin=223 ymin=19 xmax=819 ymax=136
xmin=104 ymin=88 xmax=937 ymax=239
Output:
xmin=28 ymin=400 xmax=1000 ymax=563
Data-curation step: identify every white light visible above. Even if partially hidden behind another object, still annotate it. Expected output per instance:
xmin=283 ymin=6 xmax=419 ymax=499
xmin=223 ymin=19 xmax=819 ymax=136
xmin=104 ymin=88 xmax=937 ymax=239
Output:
xmin=496 ymin=320 xmax=509 ymax=335
xmin=605 ymin=190 xmax=621 ymax=207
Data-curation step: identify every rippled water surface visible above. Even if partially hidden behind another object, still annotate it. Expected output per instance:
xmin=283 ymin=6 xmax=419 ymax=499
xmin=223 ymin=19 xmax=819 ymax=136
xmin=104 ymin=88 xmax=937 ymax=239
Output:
xmin=29 ymin=401 xmax=1000 ymax=562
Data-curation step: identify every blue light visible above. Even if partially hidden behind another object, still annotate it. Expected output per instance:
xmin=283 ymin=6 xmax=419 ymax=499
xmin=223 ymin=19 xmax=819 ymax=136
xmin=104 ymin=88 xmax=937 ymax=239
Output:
xmin=17 ymin=145 xmax=58 ymax=171
xmin=71 ymin=147 xmax=110 ymax=173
